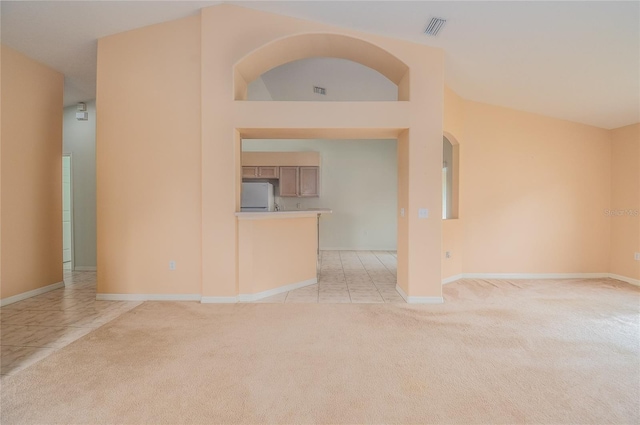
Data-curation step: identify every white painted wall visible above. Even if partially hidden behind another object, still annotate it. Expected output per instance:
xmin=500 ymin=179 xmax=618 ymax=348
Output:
xmin=247 ymin=57 xmax=397 ymax=101
xmin=247 ymin=76 xmax=273 ymax=100
xmin=243 ymin=139 xmax=397 ymax=250
xmin=63 ymin=100 xmax=96 ymax=270
xmin=62 ymin=155 xmax=72 ymax=264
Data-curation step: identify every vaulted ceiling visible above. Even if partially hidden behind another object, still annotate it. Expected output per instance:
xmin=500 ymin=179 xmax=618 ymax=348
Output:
xmin=1 ymin=1 xmax=637 ymax=129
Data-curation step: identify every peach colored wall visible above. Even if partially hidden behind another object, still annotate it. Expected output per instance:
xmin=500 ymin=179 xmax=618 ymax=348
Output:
xmin=443 ymin=90 xmax=612 ymax=275
xmin=609 ymin=123 xmax=640 ymax=281
xmin=442 ymin=219 xmax=463 ymax=279
xmin=1 ymin=45 xmax=64 ymax=300
xmin=200 ymin=5 xmax=443 ymax=300
xmin=96 ymin=16 xmax=202 ymax=295
xmin=441 ymin=88 xmax=465 ymax=279
xmin=238 ymin=216 xmax=317 ymax=294
xmin=97 ymin=5 xmax=444 ymax=299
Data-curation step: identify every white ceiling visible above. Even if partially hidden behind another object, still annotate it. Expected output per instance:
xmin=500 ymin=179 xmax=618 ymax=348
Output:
xmin=1 ymin=1 xmax=638 ymax=129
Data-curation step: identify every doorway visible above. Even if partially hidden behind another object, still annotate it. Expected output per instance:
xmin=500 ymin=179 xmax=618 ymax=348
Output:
xmin=62 ymin=154 xmax=73 ymax=271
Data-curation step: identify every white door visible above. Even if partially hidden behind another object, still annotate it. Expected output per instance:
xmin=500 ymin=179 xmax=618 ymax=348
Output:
xmin=62 ymin=155 xmax=72 ymax=267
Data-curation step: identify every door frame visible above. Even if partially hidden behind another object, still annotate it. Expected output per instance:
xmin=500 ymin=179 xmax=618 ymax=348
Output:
xmin=63 ymin=153 xmax=75 ymax=272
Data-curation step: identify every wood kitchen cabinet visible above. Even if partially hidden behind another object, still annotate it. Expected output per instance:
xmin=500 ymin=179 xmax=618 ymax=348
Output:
xmin=242 ymin=166 xmax=279 ymax=179
xmin=279 ymin=166 xmax=319 ymax=197
xmin=278 ymin=167 xmax=299 ymax=197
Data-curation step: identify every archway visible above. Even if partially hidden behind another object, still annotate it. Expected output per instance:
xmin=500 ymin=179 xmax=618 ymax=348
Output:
xmin=234 ymin=33 xmax=410 ymax=101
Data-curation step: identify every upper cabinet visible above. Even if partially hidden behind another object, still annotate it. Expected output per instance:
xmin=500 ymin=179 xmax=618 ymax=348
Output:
xmin=279 ymin=166 xmax=319 ymax=197
xmin=241 ymin=152 xmax=320 ymax=198
xmin=242 ymin=166 xmax=279 ymax=179
xmin=279 ymin=167 xmax=299 ymax=197
xmin=299 ymin=167 xmax=319 ymax=197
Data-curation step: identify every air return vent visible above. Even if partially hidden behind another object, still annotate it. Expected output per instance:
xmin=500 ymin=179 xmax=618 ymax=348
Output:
xmin=424 ymin=17 xmax=446 ymax=36
xmin=313 ymin=86 xmax=326 ymax=95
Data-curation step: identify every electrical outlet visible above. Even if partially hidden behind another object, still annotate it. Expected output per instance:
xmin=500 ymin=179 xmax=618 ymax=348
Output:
xmin=445 ymin=251 xmax=451 ymax=259
xmin=418 ymin=208 xmax=429 ymax=219
xmin=400 ymin=208 xmax=405 ymax=217
xmin=169 ymin=260 xmax=176 ymax=270
xmin=635 ymin=253 xmax=640 ymax=261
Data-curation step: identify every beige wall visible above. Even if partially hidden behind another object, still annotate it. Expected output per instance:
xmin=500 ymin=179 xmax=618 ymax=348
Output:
xmin=442 ymin=88 xmax=465 ymax=279
xmin=96 ymin=16 xmax=202 ymax=295
xmin=443 ymin=87 xmax=613 ymax=275
xmin=200 ymin=5 xmax=443 ymax=300
xmin=462 ymin=101 xmax=611 ymax=274
xmin=610 ymin=123 xmax=640 ymax=281
xmin=1 ymin=45 xmax=64 ymax=300
xmin=238 ymin=216 xmax=317 ymax=295
xmin=97 ymin=5 xmax=444 ymax=300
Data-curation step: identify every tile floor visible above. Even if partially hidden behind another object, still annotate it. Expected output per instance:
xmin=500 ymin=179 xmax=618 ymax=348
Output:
xmin=0 ymin=270 xmax=140 ymax=378
xmin=253 ymin=250 xmax=405 ymax=304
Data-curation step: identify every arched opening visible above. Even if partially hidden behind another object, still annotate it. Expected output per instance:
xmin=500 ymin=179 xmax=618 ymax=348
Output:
xmin=443 ymin=134 xmax=460 ymax=219
xmin=234 ymin=33 xmax=410 ymax=101
xmin=247 ymin=57 xmax=398 ymax=101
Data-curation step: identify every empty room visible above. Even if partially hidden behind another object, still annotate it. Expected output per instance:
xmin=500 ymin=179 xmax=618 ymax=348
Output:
xmin=1 ymin=1 xmax=638 ymax=424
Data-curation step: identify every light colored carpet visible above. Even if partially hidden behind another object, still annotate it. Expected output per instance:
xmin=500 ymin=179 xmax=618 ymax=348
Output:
xmin=1 ymin=278 xmax=638 ymax=424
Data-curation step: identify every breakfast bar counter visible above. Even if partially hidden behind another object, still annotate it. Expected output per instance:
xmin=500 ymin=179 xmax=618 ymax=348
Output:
xmin=235 ymin=208 xmax=332 ymax=219
xmin=235 ymin=209 xmax=331 ymax=301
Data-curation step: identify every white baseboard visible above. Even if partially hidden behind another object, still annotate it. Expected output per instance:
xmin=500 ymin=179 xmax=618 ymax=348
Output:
xmin=442 ymin=274 xmax=464 ymax=285
xmin=1 ymin=281 xmax=65 ymax=307
xmin=609 ymin=274 xmax=640 ymax=287
xmin=74 ymin=266 xmax=97 ymax=271
xmin=320 ymin=248 xmax=397 ymax=252
xmin=200 ymin=296 xmax=239 ymax=303
xmin=96 ymin=293 xmax=201 ymax=301
xmin=441 ymin=272 xmax=638 ymax=286
xmin=395 ymin=284 xmax=444 ymax=304
xmin=238 ymin=278 xmax=317 ymax=302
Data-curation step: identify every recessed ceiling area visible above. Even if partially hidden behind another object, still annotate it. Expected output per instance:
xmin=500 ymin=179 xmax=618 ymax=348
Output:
xmin=1 ymin=1 xmax=638 ymax=129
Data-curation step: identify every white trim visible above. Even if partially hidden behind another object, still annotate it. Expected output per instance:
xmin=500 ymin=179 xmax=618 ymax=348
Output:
xmin=609 ymin=274 xmax=640 ymax=287
xmin=96 ymin=293 xmax=201 ymax=301
xmin=442 ymin=274 xmax=464 ymax=285
xmin=441 ymin=272 xmax=640 ymax=286
xmin=1 ymin=281 xmax=65 ymax=307
xmin=74 ymin=266 xmax=97 ymax=271
xmin=238 ymin=278 xmax=317 ymax=302
xmin=442 ymin=272 xmax=608 ymax=284
xmin=461 ymin=272 xmax=609 ymax=280
xmin=395 ymin=284 xmax=444 ymax=304
xmin=321 ymin=247 xmax=398 ymax=252
xmin=62 ymin=153 xmax=75 ymax=272
xmin=200 ymin=296 xmax=239 ymax=304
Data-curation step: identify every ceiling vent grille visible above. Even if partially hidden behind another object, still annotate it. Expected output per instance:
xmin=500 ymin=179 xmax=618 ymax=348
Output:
xmin=313 ymin=86 xmax=326 ymax=95
xmin=424 ymin=17 xmax=446 ymax=36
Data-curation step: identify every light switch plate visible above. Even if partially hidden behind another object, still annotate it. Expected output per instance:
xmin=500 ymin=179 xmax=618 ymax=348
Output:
xmin=635 ymin=253 xmax=640 ymax=261
xmin=418 ymin=208 xmax=429 ymax=219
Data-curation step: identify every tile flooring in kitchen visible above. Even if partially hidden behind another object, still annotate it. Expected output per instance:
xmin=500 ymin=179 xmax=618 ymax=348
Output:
xmin=0 ymin=270 xmax=140 ymax=378
xmin=253 ymin=250 xmax=405 ymax=304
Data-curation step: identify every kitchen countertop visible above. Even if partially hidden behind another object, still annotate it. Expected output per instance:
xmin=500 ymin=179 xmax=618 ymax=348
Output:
xmin=235 ymin=208 xmax=332 ymax=220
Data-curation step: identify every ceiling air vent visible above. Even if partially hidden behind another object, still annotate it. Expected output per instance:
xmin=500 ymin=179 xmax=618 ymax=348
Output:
xmin=313 ymin=86 xmax=326 ymax=95
xmin=424 ymin=17 xmax=446 ymax=36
